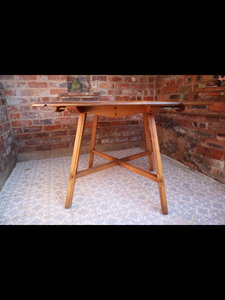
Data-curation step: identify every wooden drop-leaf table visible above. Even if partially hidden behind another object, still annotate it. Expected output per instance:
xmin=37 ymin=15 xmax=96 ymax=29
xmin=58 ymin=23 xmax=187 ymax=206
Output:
xmin=30 ymin=100 xmax=212 ymax=215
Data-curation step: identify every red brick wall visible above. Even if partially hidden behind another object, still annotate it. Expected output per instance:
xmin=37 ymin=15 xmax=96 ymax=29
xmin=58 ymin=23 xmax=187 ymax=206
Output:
xmin=0 ymin=75 xmax=68 ymax=155
xmin=152 ymin=75 xmax=225 ymax=184
xmin=0 ymin=83 xmax=16 ymax=172
xmin=0 ymin=75 xmax=155 ymax=159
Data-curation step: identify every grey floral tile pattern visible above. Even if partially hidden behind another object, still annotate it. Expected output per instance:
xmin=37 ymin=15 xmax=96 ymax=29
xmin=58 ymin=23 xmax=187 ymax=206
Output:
xmin=0 ymin=147 xmax=225 ymax=225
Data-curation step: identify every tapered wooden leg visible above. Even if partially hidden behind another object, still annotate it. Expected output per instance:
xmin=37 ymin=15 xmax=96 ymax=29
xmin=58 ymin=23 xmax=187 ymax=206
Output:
xmin=143 ymin=113 xmax=154 ymax=171
xmin=65 ymin=113 xmax=86 ymax=209
xmin=148 ymin=113 xmax=168 ymax=215
xmin=89 ymin=114 xmax=98 ymax=168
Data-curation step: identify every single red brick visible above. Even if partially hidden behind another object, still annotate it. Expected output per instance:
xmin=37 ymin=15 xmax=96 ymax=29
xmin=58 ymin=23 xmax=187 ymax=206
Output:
xmin=50 ymin=89 xmax=68 ymax=95
xmin=212 ymin=150 xmax=225 ymax=160
xmin=48 ymin=75 xmax=67 ymax=81
xmin=143 ymin=96 xmax=154 ymax=100
xmin=146 ymin=83 xmax=154 ymax=89
xmin=176 ymin=77 xmax=184 ymax=85
xmin=108 ymin=76 xmax=122 ymax=82
xmin=125 ymin=120 xmax=139 ymax=125
xmin=200 ymin=94 xmax=225 ymax=101
xmin=41 ymin=96 xmax=60 ymax=102
xmin=12 ymin=120 xmax=32 ymax=127
xmin=7 ymin=106 xmax=19 ymax=112
xmin=39 ymin=89 xmax=50 ymax=96
xmin=38 ymin=75 xmax=48 ymax=80
xmin=148 ymin=77 xmax=155 ymax=82
xmin=3 ymin=123 xmax=10 ymax=131
xmin=28 ymin=82 xmax=48 ymax=88
xmin=17 ymin=89 xmax=39 ymax=97
xmin=177 ymin=85 xmax=193 ymax=93
xmin=48 ymin=82 xmax=58 ymax=88
xmin=69 ymin=130 xmax=76 ymax=135
xmin=20 ymin=106 xmax=30 ymax=111
xmin=16 ymin=146 xmax=35 ymax=153
xmin=108 ymin=89 xmax=122 ymax=95
xmin=111 ymin=121 xmax=126 ymax=126
xmin=97 ymin=122 xmax=112 ymax=127
xmin=23 ymin=126 xmax=42 ymax=133
xmin=98 ymin=82 xmax=114 ymax=89
xmin=115 ymin=83 xmax=130 ymax=89
xmin=4 ymin=90 xmax=17 ymax=96
xmin=175 ymin=118 xmax=190 ymax=127
xmin=128 ymin=136 xmax=141 ymax=141
xmin=123 ymin=90 xmax=137 ymax=95
xmin=51 ymin=131 xmax=68 ymax=137
xmin=129 ymin=96 xmax=137 ymax=100
xmin=44 ymin=125 xmax=61 ymax=131
xmin=53 ymin=143 xmax=70 ymax=149
xmin=54 ymin=117 xmax=71 ymax=123
xmin=15 ymin=75 xmax=37 ymax=80
xmin=33 ymin=119 xmax=53 ymax=125
xmin=164 ymin=86 xmax=177 ymax=94
xmin=42 ymin=112 xmax=62 ymax=118
xmin=209 ymin=122 xmax=225 ymax=131
xmin=124 ymin=77 xmax=138 ymax=82
xmin=33 ymin=132 xmax=50 ymax=138
xmin=35 ymin=145 xmax=52 ymax=151
xmin=91 ymin=76 xmax=107 ymax=81
xmin=204 ymin=140 xmax=225 ymax=150
xmin=67 ymin=76 xmax=74 ymax=82
xmin=198 ymin=92 xmax=221 ymax=97
xmin=61 ymin=136 xmax=74 ymax=143
xmin=63 ymin=111 xmax=71 ymax=116
xmin=7 ymin=98 xmax=28 ymax=105
xmin=116 ymin=137 xmax=128 ymax=142
xmin=209 ymin=103 xmax=225 ymax=112
xmin=115 ymin=96 xmax=130 ymax=101
xmin=9 ymin=113 xmax=20 ymax=120
xmin=12 ymin=128 xmax=22 ymax=133
xmin=22 ymin=112 xmax=42 ymax=119
xmin=100 ymin=138 xmax=115 ymax=144
xmin=44 ymin=138 xmax=61 ymax=144
xmin=196 ymin=146 xmax=212 ymax=157
xmin=131 ymin=83 xmax=144 ymax=89
xmin=0 ymin=75 xmax=14 ymax=80
xmin=204 ymin=75 xmax=213 ymax=81
xmin=14 ymin=134 xmax=32 ymax=140
xmin=26 ymin=139 xmax=44 ymax=145
xmin=106 ymin=116 xmax=122 ymax=121
xmin=63 ymin=124 xmax=77 ymax=130
xmin=14 ymin=141 xmax=25 ymax=147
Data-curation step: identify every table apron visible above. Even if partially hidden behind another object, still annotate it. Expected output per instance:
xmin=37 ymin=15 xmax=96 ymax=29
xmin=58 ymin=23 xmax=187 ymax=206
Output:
xmin=66 ymin=105 xmax=163 ymax=117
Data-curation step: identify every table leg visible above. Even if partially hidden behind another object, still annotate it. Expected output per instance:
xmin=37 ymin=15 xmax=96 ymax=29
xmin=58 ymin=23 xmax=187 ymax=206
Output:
xmin=89 ymin=114 xmax=98 ymax=168
xmin=143 ymin=113 xmax=154 ymax=171
xmin=65 ymin=113 xmax=86 ymax=209
xmin=148 ymin=113 xmax=168 ymax=215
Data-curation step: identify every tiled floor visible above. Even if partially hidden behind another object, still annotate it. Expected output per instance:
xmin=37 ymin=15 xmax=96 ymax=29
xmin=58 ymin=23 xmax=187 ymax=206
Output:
xmin=0 ymin=147 xmax=225 ymax=225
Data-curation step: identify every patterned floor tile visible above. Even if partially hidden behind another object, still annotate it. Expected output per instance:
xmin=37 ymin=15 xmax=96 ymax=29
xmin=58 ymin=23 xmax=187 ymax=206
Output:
xmin=1 ymin=147 xmax=225 ymax=225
